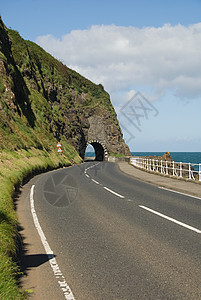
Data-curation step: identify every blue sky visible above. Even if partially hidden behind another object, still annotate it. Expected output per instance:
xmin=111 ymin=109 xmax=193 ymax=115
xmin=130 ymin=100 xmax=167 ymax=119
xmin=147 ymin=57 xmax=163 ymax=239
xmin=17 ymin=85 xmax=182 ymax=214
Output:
xmin=1 ymin=0 xmax=201 ymax=152
xmin=2 ymin=0 xmax=201 ymax=40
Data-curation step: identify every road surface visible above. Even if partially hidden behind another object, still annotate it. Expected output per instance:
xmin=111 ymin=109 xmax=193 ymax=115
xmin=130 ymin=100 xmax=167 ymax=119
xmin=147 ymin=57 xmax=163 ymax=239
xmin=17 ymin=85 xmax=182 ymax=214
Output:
xmin=19 ymin=161 xmax=201 ymax=299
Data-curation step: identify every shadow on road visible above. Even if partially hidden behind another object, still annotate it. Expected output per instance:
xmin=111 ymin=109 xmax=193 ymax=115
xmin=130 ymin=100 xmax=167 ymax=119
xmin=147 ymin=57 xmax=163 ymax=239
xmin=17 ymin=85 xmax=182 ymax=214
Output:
xmin=14 ymin=190 xmax=56 ymax=287
xmin=20 ymin=253 xmax=55 ymax=271
xmin=17 ymin=224 xmax=56 ymax=275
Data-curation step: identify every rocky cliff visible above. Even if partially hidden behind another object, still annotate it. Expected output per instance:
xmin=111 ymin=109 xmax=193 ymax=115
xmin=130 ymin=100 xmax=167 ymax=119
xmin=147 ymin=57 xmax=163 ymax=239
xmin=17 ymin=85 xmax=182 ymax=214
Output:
xmin=0 ymin=17 xmax=130 ymax=160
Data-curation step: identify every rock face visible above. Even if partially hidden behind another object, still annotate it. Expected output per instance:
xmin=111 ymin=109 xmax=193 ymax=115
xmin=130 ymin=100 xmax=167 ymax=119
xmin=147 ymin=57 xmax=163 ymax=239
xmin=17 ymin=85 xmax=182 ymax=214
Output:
xmin=142 ymin=151 xmax=173 ymax=161
xmin=85 ymin=114 xmax=130 ymax=159
xmin=162 ymin=151 xmax=173 ymax=161
xmin=0 ymin=17 xmax=130 ymax=160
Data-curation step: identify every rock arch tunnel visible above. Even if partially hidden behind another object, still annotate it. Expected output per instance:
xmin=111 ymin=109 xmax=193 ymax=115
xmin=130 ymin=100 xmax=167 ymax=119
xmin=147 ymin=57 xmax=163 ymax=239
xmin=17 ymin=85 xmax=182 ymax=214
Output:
xmin=84 ymin=140 xmax=108 ymax=161
xmin=77 ymin=115 xmax=130 ymax=161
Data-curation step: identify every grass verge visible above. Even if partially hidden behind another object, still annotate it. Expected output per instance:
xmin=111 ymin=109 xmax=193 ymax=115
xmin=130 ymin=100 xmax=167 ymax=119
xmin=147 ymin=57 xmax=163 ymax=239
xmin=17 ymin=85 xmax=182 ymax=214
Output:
xmin=109 ymin=153 xmax=126 ymax=158
xmin=0 ymin=147 xmax=81 ymax=299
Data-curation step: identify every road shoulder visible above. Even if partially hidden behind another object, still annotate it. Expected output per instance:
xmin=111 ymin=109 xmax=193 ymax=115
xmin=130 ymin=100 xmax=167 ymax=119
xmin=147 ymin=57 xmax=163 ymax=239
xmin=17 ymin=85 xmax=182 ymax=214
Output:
xmin=117 ymin=161 xmax=201 ymax=199
xmin=17 ymin=174 xmax=64 ymax=300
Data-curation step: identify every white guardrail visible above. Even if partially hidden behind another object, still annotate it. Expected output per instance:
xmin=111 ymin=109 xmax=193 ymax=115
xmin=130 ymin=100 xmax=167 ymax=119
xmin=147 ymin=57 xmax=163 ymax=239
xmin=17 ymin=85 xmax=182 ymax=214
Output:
xmin=130 ymin=157 xmax=201 ymax=182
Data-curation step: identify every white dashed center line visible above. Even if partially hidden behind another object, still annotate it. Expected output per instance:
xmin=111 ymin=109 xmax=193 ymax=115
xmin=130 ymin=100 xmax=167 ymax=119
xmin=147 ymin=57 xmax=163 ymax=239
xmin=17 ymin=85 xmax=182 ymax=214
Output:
xmin=103 ymin=186 xmax=125 ymax=198
xmin=91 ymin=179 xmax=100 ymax=185
xmin=84 ymin=163 xmax=201 ymax=234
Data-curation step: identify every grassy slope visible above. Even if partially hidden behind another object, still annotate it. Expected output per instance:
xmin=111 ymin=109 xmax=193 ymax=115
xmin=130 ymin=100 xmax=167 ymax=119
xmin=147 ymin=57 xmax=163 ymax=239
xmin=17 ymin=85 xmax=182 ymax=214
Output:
xmin=0 ymin=14 xmax=123 ymax=297
xmin=0 ymin=149 xmax=81 ymax=299
xmin=0 ymin=127 xmax=81 ymax=298
xmin=10 ymin=28 xmax=117 ymax=120
xmin=0 ymin=19 xmax=101 ymax=299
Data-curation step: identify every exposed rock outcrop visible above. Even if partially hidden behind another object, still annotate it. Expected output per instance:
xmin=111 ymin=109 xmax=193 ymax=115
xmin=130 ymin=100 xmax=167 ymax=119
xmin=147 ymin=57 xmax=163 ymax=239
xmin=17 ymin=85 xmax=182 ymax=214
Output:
xmin=142 ymin=151 xmax=173 ymax=161
xmin=141 ymin=151 xmax=197 ymax=179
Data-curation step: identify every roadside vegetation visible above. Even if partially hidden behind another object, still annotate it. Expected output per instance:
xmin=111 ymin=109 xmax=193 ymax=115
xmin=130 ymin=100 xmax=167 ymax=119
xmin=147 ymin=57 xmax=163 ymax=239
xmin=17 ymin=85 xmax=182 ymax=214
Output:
xmin=0 ymin=71 xmax=81 ymax=297
xmin=109 ymin=152 xmax=126 ymax=158
xmin=0 ymin=13 xmax=124 ymax=297
xmin=0 ymin=17 xmax=83 ymax=298
xmin=0 ymin=148 xmax=81 ymax=299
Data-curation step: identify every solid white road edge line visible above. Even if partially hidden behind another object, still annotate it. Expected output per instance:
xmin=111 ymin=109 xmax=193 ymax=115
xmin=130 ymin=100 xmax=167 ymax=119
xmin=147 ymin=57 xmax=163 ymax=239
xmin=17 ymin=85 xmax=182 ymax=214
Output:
xmin=103 ymin=186 xmax=125 ymax=198
xmin=158 ymin=187 xmax=201 ymax=201
xmin=30 ymin=185 xmax=75 ymax=300
xmin=139 ymin=205 xmax=201 ymax=234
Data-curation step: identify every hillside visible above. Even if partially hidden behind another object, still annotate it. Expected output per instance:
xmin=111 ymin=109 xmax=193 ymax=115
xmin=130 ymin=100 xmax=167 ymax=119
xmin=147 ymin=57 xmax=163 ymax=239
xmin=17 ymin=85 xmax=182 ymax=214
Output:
xmin=0 ymin=18 xmax=129 ymax=157
xmin=0 ymin=17 xmax=130 ymax=298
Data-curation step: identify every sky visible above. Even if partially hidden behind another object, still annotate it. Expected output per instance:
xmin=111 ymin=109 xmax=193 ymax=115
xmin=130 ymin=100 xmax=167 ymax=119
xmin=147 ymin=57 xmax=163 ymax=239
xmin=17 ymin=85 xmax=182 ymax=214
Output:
xmin=1 ymin=0 xmax=201 ymax=152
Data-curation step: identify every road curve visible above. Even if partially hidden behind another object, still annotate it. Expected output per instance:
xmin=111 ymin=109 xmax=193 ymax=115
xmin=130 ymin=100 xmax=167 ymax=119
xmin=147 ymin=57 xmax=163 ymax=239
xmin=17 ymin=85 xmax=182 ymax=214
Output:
xmin=19 ymin=161 xmax=201 ymax=299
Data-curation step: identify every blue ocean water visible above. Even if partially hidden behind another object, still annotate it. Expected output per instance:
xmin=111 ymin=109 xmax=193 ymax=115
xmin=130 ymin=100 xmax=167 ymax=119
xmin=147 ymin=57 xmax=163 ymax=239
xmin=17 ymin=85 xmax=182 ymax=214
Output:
xmin=131 ymin=152 xmax=201 ymax=165
xmin=85 ymin=151 xmax=201 ymax=165
xmin=85 ymin=152 xmax=95 ymax=157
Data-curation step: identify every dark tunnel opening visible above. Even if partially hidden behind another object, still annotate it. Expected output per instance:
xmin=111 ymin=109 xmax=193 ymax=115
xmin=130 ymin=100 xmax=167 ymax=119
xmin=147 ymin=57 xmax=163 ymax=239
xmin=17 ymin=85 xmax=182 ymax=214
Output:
xmin=84 ymin=142 xmax=105 ymax=161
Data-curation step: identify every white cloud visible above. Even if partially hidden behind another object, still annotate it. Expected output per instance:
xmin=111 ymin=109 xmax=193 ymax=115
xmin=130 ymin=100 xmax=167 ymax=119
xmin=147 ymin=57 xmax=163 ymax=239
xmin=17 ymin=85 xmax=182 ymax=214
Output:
xmin=36 ymin=23 xmax=201 ymax=100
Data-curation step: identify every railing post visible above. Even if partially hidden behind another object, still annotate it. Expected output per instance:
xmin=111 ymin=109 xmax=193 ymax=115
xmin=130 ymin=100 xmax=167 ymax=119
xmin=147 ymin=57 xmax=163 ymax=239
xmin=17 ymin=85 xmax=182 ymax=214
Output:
xmin=188 ymin=163 xmax=191 ymax=180
xmin=166 ymin=161 xmax=168 ymax=175
xmin=191 ymin=164 xmax=195 ymax=180
xmin=156 ymin=160 xmax=159 ymax=172
xmin=130 ymin=157 xmax=200 ymax=182
xmin=179 ymin=162 xmax=182 ymax=178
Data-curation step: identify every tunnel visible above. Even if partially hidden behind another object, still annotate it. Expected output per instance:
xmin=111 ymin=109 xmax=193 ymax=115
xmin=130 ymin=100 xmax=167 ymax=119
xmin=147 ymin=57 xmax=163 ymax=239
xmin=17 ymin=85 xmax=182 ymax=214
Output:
xmin=84 ymin=140 xmax=108 ymax=161
xmin=91 ymin=141 xmax=104 ymax=161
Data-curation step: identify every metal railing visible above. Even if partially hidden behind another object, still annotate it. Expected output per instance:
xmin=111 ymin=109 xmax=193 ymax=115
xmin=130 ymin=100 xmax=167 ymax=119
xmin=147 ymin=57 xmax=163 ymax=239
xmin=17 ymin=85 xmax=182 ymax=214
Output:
xmin=130 ymin=157 xmax=201 ymax=182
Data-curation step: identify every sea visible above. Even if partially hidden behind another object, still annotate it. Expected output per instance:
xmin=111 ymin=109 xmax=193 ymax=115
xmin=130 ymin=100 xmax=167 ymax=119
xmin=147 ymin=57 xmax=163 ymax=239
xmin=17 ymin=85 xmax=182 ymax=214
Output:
xmin=85 ymin=152 xmax=201 ymax=165
xmin=131 ymin=152 xmax=201 ymax=165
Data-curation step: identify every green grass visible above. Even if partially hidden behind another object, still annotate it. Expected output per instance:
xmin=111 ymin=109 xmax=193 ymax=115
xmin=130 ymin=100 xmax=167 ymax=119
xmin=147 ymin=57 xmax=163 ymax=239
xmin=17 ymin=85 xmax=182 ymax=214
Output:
xmin=0 ymin=16 xmax=123 ymax=298
xmin=0 ymin=148 xmax=82 ymax=299
xmin=8 ymin=28 xmax=116 ymax=118
xmin=0 ymin=255 xmax=25 ymax=300
xmin=109 ymin=152 xmax=126 ymax=158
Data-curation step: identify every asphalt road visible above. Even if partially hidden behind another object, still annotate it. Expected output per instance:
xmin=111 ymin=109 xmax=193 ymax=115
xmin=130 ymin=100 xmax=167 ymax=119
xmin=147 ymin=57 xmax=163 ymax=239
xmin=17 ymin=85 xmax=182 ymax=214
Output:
xmin=21 ymin=161 xmax=201 ymax=299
